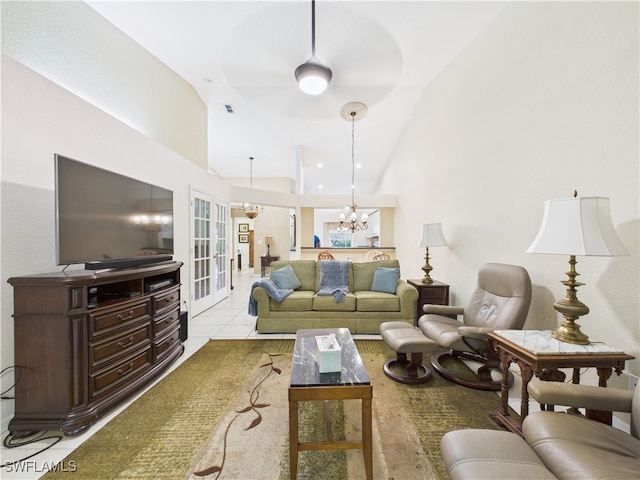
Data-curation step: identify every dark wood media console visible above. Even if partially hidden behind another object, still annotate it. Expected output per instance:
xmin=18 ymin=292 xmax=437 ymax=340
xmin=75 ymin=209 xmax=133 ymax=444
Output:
xmin=7 ymin=261 xmax=184 ymax=436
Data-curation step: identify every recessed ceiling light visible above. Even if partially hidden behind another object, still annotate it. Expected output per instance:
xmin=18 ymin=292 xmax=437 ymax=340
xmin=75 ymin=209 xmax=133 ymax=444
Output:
xmin=356 ymin=163 xmax=362 ymax=169
xmin=318 ymin=184 xmax=323 ymax=189
xmin=317 ymin=163 xmax=323 ymax=168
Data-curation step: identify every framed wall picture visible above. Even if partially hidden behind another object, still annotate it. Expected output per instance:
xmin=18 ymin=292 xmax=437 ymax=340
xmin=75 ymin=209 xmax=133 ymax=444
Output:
xmin=239 ymin=234 xmax=249 ymax=243
xmin=239 ymin=223 xmax=249 ymax=232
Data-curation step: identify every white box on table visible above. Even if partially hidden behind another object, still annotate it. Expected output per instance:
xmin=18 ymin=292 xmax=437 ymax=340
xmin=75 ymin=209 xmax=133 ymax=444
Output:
xmin=314 ymin=334 xmax=342 ymax=373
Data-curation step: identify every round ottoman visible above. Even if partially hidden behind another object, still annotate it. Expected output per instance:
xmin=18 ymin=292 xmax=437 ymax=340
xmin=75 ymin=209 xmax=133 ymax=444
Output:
xmin=380 ymin=321 xmax=438 ymax=384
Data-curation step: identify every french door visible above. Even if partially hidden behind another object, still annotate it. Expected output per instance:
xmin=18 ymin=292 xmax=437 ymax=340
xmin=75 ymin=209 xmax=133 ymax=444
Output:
xmin=190 ymin=189 xmax=229 ymax=315
xmin=212 ymin=200 xmax=229 ymax=304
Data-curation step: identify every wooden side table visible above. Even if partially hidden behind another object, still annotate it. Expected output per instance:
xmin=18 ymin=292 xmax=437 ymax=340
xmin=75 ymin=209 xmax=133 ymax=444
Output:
xmin=489 ymin=330 xmax=634 ymax=435
xmin=260 ymin=255 xmax=279 ymax=277
xmin=407 ymin=279 xmax=449 ymax=322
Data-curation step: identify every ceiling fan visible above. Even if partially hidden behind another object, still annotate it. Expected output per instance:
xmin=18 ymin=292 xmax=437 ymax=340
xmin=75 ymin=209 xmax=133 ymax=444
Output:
xmin=294 ymin=0 xmax=333 ymax=95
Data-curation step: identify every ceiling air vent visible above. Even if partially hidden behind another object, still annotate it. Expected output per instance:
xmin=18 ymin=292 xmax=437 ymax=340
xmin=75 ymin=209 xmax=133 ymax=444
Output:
xmin=224 ymin=104 xmax=234 ymax=113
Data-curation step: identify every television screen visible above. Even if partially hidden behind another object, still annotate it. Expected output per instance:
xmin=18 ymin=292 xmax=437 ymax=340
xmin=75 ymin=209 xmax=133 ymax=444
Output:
xmin=55 ymin=154 xmax=174 ymax=269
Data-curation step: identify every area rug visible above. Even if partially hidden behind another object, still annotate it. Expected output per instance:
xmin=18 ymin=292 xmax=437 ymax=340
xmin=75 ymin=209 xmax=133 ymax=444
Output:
xmin=43 ymin=339 xmax=510 ymax=480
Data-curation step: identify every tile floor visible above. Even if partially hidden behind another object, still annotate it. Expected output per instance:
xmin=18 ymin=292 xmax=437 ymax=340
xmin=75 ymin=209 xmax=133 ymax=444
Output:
xmin=1 ymin=267 xmax=623 ymax=479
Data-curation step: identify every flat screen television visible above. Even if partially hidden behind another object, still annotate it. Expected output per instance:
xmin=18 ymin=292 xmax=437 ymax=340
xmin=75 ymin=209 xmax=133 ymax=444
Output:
xmin=55 ymin=154 xmax=174 ymax=270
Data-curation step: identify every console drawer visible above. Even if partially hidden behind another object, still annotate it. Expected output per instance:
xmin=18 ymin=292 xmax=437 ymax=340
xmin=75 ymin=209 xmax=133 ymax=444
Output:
xmin=154 ymin=327 xmax=181 ymax=362
xmin=89 ymin=347 xmax=152 ymax=399
xmin=152 ymin=286 xmax=180 ymax=317
xmin=153 ymin=309 xmax=180 ymax=338
xmin=89 ymin=300 xmax=150 ymax=338
xmin=89 ymin=323 xmax=152 ymax=369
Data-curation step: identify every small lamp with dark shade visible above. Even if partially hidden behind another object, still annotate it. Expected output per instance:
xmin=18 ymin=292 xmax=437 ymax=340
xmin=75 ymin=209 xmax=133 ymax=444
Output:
xmin=264 ymin=236 xmax=273 ymax=256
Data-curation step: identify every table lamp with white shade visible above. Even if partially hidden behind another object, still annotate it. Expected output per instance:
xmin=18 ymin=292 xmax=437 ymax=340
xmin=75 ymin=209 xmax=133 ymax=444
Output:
xmin=527 ymin=193 xmax=628 ymax=345
xmin=419 ymin=223 xmax=448 ymax=284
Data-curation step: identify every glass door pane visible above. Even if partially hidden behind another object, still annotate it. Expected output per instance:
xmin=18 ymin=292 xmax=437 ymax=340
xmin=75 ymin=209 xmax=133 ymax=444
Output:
xmin=190 ymin=190 xmax=214 ymax=315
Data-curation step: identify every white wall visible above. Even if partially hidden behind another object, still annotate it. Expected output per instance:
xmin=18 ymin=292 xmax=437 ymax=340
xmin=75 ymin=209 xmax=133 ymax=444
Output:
xmin=1 ymin=1 xmax=216 ymax=431
xmin=0 ymin=56 xmax=230 ymax=432
xmin=1 ymin=1 xmax=208 ymax=168
xmin=379 ymin=2 xmax=639 ymax=385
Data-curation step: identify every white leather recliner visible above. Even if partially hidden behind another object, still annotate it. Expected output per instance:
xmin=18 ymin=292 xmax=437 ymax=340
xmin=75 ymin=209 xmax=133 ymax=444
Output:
xmin=441 ymin=379 xmax=640 ymax=479
xmin=419 ymin=263 xmax=532 ymax=390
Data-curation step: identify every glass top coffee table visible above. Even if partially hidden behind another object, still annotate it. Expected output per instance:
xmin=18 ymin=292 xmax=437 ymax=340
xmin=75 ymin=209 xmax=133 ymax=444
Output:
xmin=289 ymin=328 xmax=372 ymax=480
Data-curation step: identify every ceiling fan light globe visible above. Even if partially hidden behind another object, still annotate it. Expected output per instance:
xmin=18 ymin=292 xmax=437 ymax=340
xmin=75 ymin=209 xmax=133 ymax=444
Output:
xmin=299 ymin=76 xmax=328 ymax=95
xmin=295 ymin=59 xmax=332 ymax=95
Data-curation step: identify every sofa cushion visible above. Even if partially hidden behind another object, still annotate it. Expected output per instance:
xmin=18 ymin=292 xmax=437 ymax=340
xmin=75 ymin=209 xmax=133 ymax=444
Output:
xmin=523 ymin=411 xmax=640 ymax=480
xmin=270 ymin=260 xmax=316 ymax=291
xmin=371 ymin=267 xmax=400 ymax=294
xmin=271 ymin=264 xmax=301 ymax=290
xmin=352 ymin=260 xmax=400 ymax=292
xmin=355 ymin=291 xmax=400 ymax=312
xmin=270 ymin=291 xmax=315 ymax=311
xmin=312 ymin=293 xmax=356 ymax=312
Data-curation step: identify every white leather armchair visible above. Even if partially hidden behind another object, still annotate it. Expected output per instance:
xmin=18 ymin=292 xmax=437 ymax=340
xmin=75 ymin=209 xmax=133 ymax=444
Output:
xmin=442 ymin=379 xmax=640 ymax=479
xmin=419 ymin=263 xmax=532 ymax=390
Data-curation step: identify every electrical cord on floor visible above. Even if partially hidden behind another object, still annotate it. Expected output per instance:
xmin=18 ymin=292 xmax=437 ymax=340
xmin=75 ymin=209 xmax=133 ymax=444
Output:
xmin=0 ymin=366 xmax=21 ymax=399
xmin=2 ymin=431 xmax=63 ymax=469
xmin=1 ymin=366 xmax=65 ymax=470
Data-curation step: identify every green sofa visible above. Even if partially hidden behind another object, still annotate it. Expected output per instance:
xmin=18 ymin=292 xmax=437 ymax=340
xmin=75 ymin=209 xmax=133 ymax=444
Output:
xmin=253 ymin=259 xmax=418 ymax=334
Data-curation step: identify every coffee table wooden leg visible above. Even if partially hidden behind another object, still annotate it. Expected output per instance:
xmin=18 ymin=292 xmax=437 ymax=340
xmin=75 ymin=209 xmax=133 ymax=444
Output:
xmin=323 ymin=400 xmax=333 ymax=441
xmin=362 ymin=396 xmax=373 ymax=480
xmin=289 ymin=398 xmax=298 ymax=480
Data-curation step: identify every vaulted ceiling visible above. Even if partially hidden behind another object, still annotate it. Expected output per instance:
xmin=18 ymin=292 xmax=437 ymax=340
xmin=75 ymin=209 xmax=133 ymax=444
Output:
xmin=87 ymin=1 xmax=505 ymax=195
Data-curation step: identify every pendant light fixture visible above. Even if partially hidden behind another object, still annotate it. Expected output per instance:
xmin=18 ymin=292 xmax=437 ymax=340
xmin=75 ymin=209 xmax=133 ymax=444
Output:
xmin=339 ymin=102 xmax=368 ymax=232
xmin=294 ymin=0 xmax=332 ymax=95
xmin=240 ymin=156 xmax=263 ymax=219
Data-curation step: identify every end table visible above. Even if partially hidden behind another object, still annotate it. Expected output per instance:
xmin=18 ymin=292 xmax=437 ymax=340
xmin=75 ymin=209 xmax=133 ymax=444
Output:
xmin=489 ymin=330 xmax=634 ymax=434
xmin=260 ymin=255 xmax=279 ymax=277
xmin=407 ymin=279 xmax=450 ymax=323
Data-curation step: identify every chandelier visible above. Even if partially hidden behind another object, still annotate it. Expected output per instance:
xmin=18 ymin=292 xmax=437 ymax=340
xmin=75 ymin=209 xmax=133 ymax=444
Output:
xmin=240 ymin=156 xmax=263 ymax=219
xmin=338 ymin=102 xmax=368 ymax=233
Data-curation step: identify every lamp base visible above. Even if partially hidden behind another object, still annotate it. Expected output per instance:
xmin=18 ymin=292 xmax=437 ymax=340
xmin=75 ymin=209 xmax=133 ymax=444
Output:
xmin=552 ymin=321 xmax=590 ymax=345
xmin=552 ymin=255 xmax=591 ymax=345
xmin=421 ymin=247 xmax=434 ymax=284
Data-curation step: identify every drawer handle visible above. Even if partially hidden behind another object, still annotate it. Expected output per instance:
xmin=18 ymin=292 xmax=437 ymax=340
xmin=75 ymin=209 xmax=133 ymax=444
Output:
xmin=116 ymin=336 xmax=134 ymax=349
xmin=164 ymin=296 xmax=176 ymax=304
xmin=117 ymin=362 xmax=134 ymax=376
xmin=117 ymin=310 xmax=135 ymax=322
